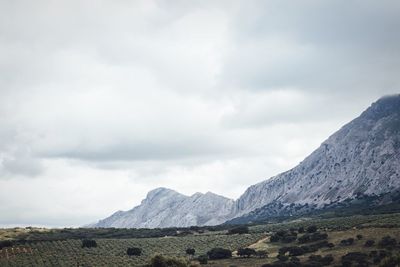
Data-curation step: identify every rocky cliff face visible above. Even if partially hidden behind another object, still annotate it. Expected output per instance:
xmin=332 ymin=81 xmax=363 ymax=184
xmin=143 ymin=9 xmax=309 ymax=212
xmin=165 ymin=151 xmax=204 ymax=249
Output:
xmin=91 ymin=95 xmax=400 ymax=228
xmin=233 ymin=95 xmax=400 ymax=217
xmin=91 ymin=187 xmax=235 ymax=228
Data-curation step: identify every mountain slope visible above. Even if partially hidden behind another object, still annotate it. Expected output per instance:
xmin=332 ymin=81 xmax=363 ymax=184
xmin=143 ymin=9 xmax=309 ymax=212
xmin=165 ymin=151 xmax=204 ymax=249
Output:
xmin=232 ymin=95 xmax=400 ymax=220
xmin=91 ymin=187 xmax=235 ymax=228
xmin=91 ymin=95 xmax=400 ymax=228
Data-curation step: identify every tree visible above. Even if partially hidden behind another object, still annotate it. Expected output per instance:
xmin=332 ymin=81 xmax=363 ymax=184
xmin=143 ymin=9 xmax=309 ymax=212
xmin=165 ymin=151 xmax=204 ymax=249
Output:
xmin=379 ymin=236 xmax=397 ymax=248
xmin=185 ymin=248 xmax=195 ymax=259
xmin=0 ymin=240 xmax=13 ymax=249
xmin=364 ymin=240 xmax=375 ymax=247
xmin=306 ymin=225 xmax=317 ymax=233
xmin=127 ymin=247 xmax=142 ymax=256
xmin=237 ymin=248 xmax=256 ymax=258
xmin=228 ymin=226 xmax=249 ymax=235
xmin=207 ymin=248 xmax=232 ymax=260
xmin=81 ymin=239 xmax=97 ymax=248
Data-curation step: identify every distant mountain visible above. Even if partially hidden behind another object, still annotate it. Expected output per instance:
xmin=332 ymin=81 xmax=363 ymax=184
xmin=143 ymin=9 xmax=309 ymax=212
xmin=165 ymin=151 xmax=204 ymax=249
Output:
xmin=90 ymin=187 xmax=235 ymax=228
xmin=90 ymin=95 xmax=400 ymax=228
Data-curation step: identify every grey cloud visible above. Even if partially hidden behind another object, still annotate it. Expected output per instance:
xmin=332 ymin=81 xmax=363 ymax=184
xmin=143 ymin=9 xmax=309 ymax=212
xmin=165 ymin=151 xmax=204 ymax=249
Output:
xmin=0 ymin=0 xmax=399 ymax=226
xmin=220 ymin=0 xmax=400 ymax=93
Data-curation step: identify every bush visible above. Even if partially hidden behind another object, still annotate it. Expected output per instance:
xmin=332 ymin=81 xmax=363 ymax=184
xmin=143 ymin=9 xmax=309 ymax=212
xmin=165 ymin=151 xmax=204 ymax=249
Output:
xmin=197 ymin=255 xmax=208 ymax=265
xmin=298 ymin=232 xmax=328 ymax=244
xmin=148 ymin=254 xmax=188 ymax=267
xmin=127 ymin=247 xmax=142 ymax=256
xmin=364 ymin=240 xmax=375 ymax=247
xmin=379 ymin=236 xmax=397 ymax=248
xmin=81 ymin=239 xmax=97 ymax=248
xmin=277 ymin=254 xmax=289 ymax=262
xmin=298 ymin=227 xmax=305 ymax=233
xmin=228 ymin=226 xmax=249 ymax=235
xmin=270 ymin=230 xmax=297 ymax=243
xmin=306 ymin=225 xmax=317 ymax=233
xmin=0 ymin=240 xmax=13 ymax=249
xmin=237 ymin=247 xmax=256 ymax=258
xmin=186 ymin=248 xmax=195 ymax=256
xmin=340 ymin=238 xmax=354 ymax=246
xmin=207 ymin=248 xmax=232 ymax=260
xmin=356 ymin=234 xmax=363 ymax=240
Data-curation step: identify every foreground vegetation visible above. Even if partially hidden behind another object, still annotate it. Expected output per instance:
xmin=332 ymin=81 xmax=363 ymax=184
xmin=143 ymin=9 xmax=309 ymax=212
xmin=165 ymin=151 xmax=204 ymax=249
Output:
xmin=1 ymin=213 xmax=400 ymax=266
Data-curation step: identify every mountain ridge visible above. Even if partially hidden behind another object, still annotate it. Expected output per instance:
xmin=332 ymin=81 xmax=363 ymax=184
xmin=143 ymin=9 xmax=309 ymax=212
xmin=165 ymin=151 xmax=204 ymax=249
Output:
xmin=90 ymin=94 xmax=400 ymax=228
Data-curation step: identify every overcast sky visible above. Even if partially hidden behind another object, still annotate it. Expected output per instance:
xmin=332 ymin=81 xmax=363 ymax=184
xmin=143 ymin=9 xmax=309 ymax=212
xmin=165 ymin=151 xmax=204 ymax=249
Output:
xmin=0 ymin=0 xmax=399 ymax=227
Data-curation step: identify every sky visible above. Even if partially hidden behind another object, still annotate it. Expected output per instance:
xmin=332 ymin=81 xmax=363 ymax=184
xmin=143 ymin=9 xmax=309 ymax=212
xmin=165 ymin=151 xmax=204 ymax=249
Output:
xmin=0 ymin=0 xmax=399 ymax=228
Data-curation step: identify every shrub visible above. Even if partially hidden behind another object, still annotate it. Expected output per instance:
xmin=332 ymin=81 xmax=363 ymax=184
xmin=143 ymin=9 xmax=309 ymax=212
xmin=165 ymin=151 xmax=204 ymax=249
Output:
xmin=298 ymin=232 xmax=328 ymax=244
xmin=197 ymin=255 xmax=208 ymax=265
xmin=270 ymin=230 xmax=297 ymax=243
xmin=228 ymin=226 xmax=249 ymax=235
xmin=379 ymin=236 xmax=397 ymax=248
xmin=277 ymin=254 xmax=289 ymax=262
xmin=306 ymin=225 xmax=317 ymax=233
xmin=270 ymin=234 xmax=280 ymax=242
xmin=340 ymin=238 xmax=354 ymax=246
xmin=186 ymin=248 xmax=195 ymax=256
xmin=0 ymin=240 xmax=13 ymax=249
xmin=207 ymin=248 xmax=232 ymax=260
xmin=364 ymin=240 xmax=375 ymax=247
xmin=81 ymin=239 xmax=97 ymax=248
xmin=298 ymin=227 xmax=305 ymax=233
xmin=127 ymin=247 xmax=142 ymax=256
xmin=356 ymin=234 xmax=363 ymax=240
xmin=148 ymin=254 xmax=188 ymax=267
xmin=288 ymin=246 xmax=306 ymax=256
xmin=298 ymin=234 xmax=311 ymax=244
xmin=237 ymin=247 xmax=256 ymax=258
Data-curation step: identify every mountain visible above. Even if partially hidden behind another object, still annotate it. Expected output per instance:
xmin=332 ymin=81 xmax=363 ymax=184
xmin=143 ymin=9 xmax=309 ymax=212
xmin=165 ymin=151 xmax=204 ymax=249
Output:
xmin=90 ymin=95 xmax=400 ymax=228
xmin=230 ymin=94 xmax=400 ymax=222
xmin=91 ymin=187 xmax=235 ymax=228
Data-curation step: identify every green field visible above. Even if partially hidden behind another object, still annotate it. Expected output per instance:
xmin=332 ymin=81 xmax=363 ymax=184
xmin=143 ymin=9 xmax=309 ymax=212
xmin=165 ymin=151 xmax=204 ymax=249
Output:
xmin=1 ymin=213 xmax=400 ymax=266
xmin=0 ymin=232 xmax=264 ymax=266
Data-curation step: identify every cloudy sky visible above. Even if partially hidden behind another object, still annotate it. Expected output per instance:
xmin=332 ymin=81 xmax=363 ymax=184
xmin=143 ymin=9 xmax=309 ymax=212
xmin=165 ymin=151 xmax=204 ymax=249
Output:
xmin=0 ymin=0 xmax=399 ymax=227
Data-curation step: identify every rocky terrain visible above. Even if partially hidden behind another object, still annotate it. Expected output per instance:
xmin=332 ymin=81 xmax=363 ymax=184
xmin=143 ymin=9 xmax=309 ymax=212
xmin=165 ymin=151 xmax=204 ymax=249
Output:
xmin=90 ymin=187 xmax=235 ymax=228
xmin=91 ymin=95 xmax=400 ymax=228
